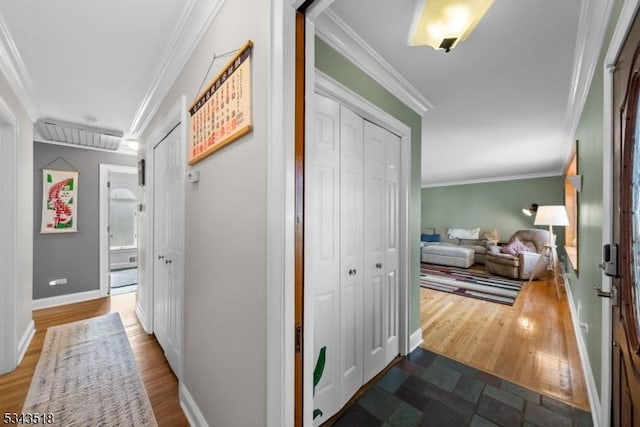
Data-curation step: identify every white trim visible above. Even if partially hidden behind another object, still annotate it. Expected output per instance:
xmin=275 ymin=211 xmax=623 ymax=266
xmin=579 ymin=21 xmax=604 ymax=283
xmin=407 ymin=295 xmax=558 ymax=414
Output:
xmin=0 ymin=95 xmax=18 ymax=375
xmin=99 ymin=164 xmax=138 ymax=297
xmin=32 ymin=290 xmax=103 ymax=310
xmin=179 ymin=383 xmax=210 ymax=427
xmin=0 ymin=11 xmax=39 ymax=120
xmin=600 ymin=1 xmax=640 ymax=424
xmin=315 ymin=10 xmax=432 ymax=116
xmin=422 ymin=171 xmax=564 ymax=188
xmin=266 ymin=1 xmax=296 ymax=426
xmin=289 ymin=0 xmax=305 ymax=9
xmin=16 ymin=320 xmax=35 ymax=366
xmin=564 ymin=277 xmax=601 ymax=427
xmin=129 ymin=0 xmax=227 ymax=137
xmin=308 ymin=68 xmax=412 ymax=422
xmin=409 ymin=328 xmax=424 ymax=353
xmin=134 ymin=301 xmax=151 ymax=333
xmin=562 ymin=0 xmax=615 ymax=168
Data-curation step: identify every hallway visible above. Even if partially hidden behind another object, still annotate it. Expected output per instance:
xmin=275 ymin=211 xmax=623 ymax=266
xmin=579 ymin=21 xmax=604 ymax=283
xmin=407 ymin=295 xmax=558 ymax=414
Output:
xmin=0 ymin=294 xmax=187 ymax=426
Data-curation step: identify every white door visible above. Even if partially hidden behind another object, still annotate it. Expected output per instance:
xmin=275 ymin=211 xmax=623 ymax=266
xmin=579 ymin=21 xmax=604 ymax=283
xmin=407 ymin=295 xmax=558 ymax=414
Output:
xmin=338 ymin=105 xmax=364 ymax=403
xmin=308 ymin=94 xmax=342 ymax=422
xmin=384 ymin=129 xmax=400 ymax=363
xmin=363 ymin=121 xmax=400 ymax=382
xmin=153 ymin=124 xmax=184 ymax=376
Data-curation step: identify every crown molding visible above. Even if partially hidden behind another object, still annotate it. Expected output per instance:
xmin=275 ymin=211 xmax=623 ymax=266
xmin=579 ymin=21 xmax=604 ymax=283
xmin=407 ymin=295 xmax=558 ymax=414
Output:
xmin=422 ymin=170 xmax=564 ymax=188
xmin=562 ymin=0 xmax=614 ymax=166
xmin=315 ymin=9 xmax=433 ymax=116
xmin=0 ymin=11 xmax=39 ymax=121
xmin=128 ymin=0 xmax=227 ymax=137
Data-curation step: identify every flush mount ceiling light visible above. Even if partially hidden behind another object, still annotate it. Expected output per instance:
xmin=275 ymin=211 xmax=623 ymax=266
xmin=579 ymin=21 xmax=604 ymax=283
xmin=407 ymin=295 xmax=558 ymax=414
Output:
xmin=408 ymin=0 xmax=494 ymax=52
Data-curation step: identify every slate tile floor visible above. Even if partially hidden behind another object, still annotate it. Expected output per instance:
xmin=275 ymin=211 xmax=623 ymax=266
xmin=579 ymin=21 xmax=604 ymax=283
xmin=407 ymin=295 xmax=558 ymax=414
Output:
xmin=329 ymin=347 xmax=592 ymax=427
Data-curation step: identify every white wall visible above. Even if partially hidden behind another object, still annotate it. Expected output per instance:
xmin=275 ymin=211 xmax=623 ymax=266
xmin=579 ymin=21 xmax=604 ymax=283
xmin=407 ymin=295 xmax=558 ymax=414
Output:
xmin=139 ymin=0 xmax=269 ymax=425
xmin=0 ymin=70 xmax=33 ymax=353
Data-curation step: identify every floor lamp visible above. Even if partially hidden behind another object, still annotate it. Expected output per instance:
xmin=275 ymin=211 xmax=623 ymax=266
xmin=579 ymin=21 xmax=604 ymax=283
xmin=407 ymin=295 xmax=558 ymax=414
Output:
xmin=527 ymin=205 xmax=570 ymax=299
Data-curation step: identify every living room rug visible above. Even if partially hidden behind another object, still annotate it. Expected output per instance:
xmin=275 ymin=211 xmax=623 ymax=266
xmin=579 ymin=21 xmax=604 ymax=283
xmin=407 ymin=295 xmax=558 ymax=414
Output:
xmin=22 ymin=313 xmax=157 ymax=426
xmin=420 ymin=264 xmax=523 ymax=305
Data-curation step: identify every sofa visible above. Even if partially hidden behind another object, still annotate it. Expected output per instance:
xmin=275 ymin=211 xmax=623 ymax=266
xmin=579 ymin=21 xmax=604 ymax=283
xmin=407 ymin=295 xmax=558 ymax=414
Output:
xmin=421 ymin=227 xmax=500 ymax=266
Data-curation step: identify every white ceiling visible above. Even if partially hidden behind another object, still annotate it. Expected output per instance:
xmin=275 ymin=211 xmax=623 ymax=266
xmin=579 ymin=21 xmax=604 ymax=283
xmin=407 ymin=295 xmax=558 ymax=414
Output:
xmin=327 ymin=0 xmax=584 ymax=186
xmin=0 ymin=0 xmax=209 ymax=153
xmin=0 ymin=0 xmax=594 ymax=184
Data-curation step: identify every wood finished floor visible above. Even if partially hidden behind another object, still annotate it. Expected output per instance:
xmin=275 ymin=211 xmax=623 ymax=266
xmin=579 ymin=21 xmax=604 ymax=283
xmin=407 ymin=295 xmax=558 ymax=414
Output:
xmin=420 ymin=264 xmax=590 ymax=411
xmin=0 ymin=293 xmax=188 ymax=426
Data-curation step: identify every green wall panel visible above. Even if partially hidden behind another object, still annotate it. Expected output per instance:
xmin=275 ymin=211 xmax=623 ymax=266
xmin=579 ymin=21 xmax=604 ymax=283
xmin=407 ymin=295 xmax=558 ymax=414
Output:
xmin=316 ymin=37 xmax=423 ymax=333
xmin=422 ymin=176 xmax=565 ymax=245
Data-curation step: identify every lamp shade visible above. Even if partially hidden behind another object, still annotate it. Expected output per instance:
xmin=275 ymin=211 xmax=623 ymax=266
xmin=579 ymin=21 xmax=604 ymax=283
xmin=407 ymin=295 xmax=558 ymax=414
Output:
xmin=534 ymin=205 xmax=569 ymax=226
xmin=409 ymin=0 xmax=494 ymax=51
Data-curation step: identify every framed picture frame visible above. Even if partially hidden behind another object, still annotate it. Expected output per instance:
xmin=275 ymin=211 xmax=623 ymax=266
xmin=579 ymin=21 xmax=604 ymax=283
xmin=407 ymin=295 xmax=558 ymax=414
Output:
xmin=41 ymin=169 xmax=79 ymax=233
xmin=188 ymin=40 xmax=253 ymax=165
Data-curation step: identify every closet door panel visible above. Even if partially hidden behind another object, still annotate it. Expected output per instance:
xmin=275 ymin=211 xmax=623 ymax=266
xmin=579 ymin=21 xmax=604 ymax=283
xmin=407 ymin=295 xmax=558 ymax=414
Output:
xmin=363 ymin=121 xmax=388 ymax=382
xmin=309 ymin=94 xmax=341 ymax=423
xmin=339 ymin=105 xmax=364 ymax=403
xmin=385 ymin=131 xmax=401 ymax=360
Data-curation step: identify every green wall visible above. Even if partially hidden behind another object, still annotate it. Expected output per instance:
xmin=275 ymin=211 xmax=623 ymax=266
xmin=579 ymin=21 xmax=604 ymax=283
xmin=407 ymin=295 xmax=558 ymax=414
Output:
xmin=422 ymin=176 xmax=565 ymax=245
xmin=567 ymin=0 xmax=624 ymax=396
xmin=316 ymin=37 xmax=423 ymax=333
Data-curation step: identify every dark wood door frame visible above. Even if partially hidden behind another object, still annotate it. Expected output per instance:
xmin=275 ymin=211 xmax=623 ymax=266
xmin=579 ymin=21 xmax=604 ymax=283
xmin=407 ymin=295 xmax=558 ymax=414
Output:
xmin=294 ymin=8 xmax=306 ymax=427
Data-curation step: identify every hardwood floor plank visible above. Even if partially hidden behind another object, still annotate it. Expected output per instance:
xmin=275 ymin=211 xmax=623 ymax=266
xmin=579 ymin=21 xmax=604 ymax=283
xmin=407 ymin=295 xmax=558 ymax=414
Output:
xmin=0 ymin=293 xmax=188 ymax=426
xmin=420 ymin=265 xmax=590 ymax=410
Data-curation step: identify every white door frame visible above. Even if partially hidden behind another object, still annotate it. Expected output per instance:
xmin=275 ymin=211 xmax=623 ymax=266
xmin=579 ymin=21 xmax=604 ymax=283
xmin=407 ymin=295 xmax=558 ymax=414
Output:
xmin=0 ymin=95 xmax=18 ymax=375
xmin=99 ymin=163 xmax=138 ymax=296
xmin=142 ymin=95 xmax=187 ymax=382
xmin=600 ymin=1 xmax=640 ymax=425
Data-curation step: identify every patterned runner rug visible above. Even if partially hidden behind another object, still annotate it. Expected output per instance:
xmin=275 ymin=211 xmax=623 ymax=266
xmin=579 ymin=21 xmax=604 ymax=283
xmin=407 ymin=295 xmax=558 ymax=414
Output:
xmin=420 ymin=263 xmax=523 ymax=305
xmin=21 ymin=313 xmax=157 ymax=426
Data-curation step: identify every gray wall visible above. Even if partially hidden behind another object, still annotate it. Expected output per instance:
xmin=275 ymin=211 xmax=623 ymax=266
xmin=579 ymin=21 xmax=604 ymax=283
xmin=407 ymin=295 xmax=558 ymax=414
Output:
xmin=33 ymin=142 xmax=136 ymax=300
xmin=139 ymin=1 xmax=269 ymax=425
xmin=421 ymin=176 xmax=566 ymax=245
xmin=0 ymin=68 xmax=34 ymax=352
xmin=316 ymin=37 xmax=424 ymax=333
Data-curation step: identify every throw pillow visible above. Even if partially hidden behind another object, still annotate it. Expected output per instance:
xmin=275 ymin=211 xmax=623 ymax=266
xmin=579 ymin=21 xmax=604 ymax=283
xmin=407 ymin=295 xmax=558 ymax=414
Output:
xmin=501 ymin=238 xmax=531 ymax=255
xmin=421 ymin=233 xmax=441 ymax=243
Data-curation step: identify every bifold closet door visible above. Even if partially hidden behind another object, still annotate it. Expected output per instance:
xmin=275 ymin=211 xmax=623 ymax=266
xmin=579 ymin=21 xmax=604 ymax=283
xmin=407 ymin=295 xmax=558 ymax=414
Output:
xmin=308 ymin=94 xmax=342 ymax=421
xmin=338 ymin=104 xmax=364 ymax=404
xmin=363 ymin=121 xmax=400 ymax=383
xmin=308 ymin=94 xmax=364 ymax=422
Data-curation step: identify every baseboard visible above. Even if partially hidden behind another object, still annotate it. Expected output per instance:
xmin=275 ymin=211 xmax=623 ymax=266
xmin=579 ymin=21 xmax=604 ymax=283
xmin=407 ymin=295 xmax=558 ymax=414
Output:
xmin=564 ymin=276 xmax=601 ymax=426
xmin=17 ymin=320 xmax=35 ymax=365
xmin=180 ymin=383 xmax=210 ymax=427
xmin=32 ymin=289 xmax=104 ymax=310
xmin=135 ymin=301 xmax=152 ymax=334
xmin=409 ymin=327 xmax=424 ymax=353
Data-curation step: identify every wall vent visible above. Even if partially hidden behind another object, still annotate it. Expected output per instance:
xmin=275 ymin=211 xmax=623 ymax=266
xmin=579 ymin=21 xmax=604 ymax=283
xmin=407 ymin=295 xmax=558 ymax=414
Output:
xmin=35 ymin=118 xmax=123 ymax=150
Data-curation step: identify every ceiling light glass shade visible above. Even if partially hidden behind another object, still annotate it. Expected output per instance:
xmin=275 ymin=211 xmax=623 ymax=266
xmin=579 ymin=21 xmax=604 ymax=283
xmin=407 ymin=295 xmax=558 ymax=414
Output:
xmin=409 ymin=0 xmax=494 ymax=51
xmin=534 ymin=205 xmax=570 ymax=226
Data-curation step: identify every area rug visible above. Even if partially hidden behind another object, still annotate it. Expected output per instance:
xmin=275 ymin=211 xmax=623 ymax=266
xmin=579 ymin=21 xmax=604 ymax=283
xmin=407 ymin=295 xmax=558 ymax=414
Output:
xmin=22 ymin=313 xmax=157 ymax=426
xmin=420 ymin=263 xmax=523 ymax=305
xmin=111 ymin=267 xmax=138 ymax=288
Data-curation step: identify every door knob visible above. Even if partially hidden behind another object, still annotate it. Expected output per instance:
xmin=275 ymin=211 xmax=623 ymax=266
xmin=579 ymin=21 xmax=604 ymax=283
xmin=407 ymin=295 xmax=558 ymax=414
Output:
xmin=158 ymin=255 xmax=165 ymax=260
xmin=165 ymin=259 xmax=172 ymax=264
